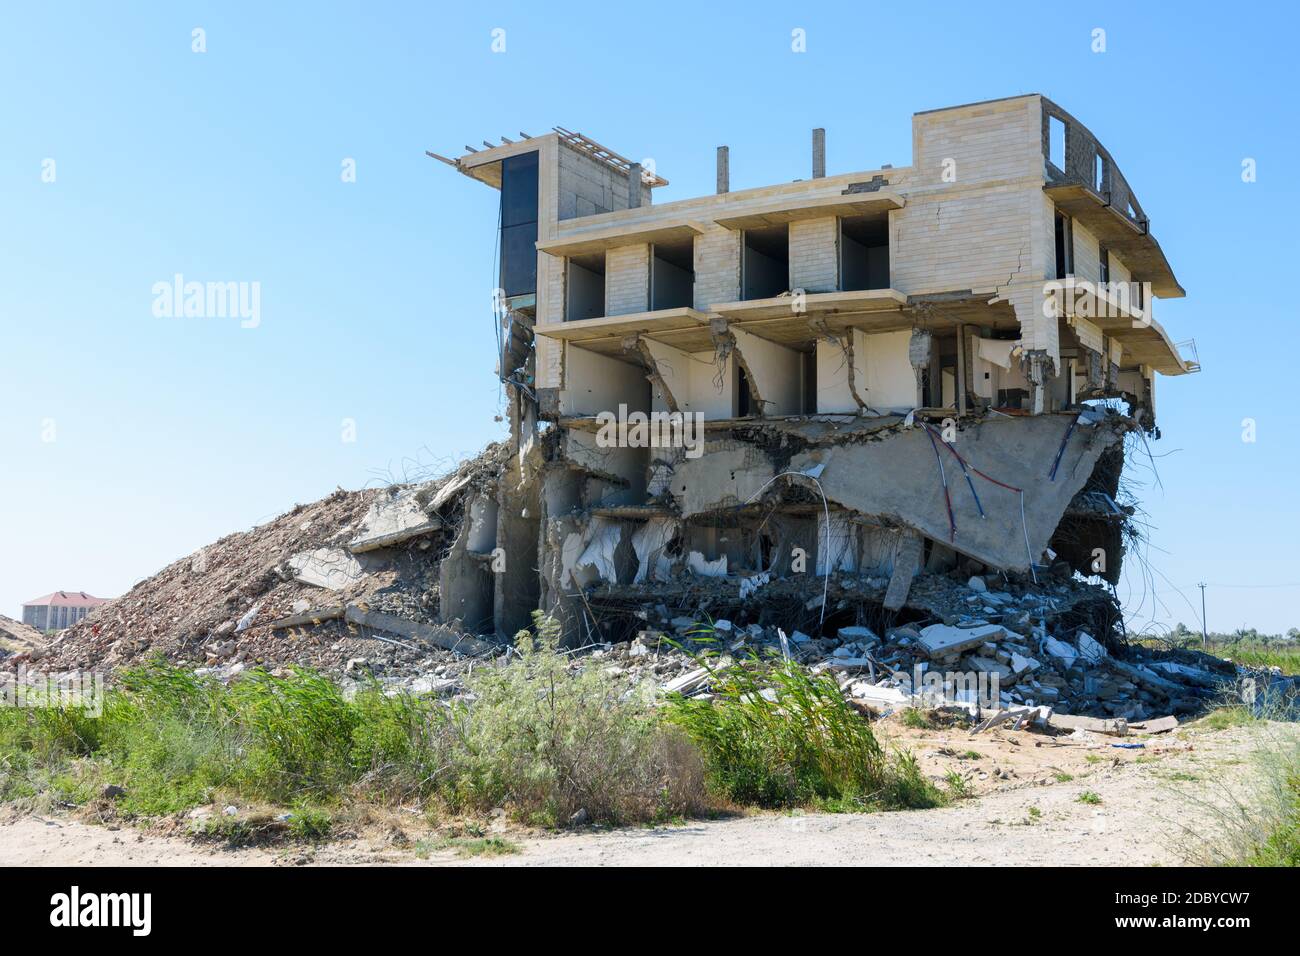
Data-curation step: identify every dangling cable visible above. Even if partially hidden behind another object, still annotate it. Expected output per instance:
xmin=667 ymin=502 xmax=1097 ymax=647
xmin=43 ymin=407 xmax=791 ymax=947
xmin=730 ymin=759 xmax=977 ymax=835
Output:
xmin=924 ymin=425 xmax=956 ymax=542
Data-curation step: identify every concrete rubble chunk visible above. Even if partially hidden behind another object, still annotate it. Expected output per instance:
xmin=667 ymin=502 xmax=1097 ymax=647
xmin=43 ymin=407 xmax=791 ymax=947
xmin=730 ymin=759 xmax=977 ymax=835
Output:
xmin=342 ymin=606 xmax=495 ymax=657
xmin=426 ymin=473 xmax=473 ymax=514
xmin=1043 ymin=636 xmax=1078 ymax=666
xmin=917 ymin=622 xmax=1007 ymax=658
xmin=1048 ymin=713 xmax=1129 ymax=736
xmin=966 ymin=656 xmax=1013 ymax=680
xmin=662 ymin=667 xmax=710 ymax=695
xmin=267 ymin=605 xmax=345 ymax=629
xmin=1009 ymin=651 xmax=1040 ymax=675
xmin=1106 ymin=657 xmax=1187 ymax=696
xmin=848 ymin=682 xmax=910 ymax=708
xmin=349 ymin=486 xmax=443 ymax=553
xmin=289 ymin=547 xmax=368 ymax=591
xmin=1077 ymin=631 xmax=1107 ymax=664
xmin=1128 ymin=715 xmax=1179 ymax=734
xmin=883 ymin=534 xmax=924 ymax=611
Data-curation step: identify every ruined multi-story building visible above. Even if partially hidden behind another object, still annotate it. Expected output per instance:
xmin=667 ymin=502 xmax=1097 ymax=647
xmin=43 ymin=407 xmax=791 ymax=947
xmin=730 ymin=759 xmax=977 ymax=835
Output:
xmin=430 ymin=94 xmax=1198 ymax=642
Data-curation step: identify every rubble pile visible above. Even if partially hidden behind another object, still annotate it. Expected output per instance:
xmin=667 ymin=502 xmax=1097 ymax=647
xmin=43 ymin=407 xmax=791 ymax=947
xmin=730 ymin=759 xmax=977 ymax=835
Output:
xmin=6 ymin=445 xmax=510 ymax=677
xmin=0 ymin=614 xmax=45 ymax=658
xmin=571 ymin=572 xmax=1245 ymax=722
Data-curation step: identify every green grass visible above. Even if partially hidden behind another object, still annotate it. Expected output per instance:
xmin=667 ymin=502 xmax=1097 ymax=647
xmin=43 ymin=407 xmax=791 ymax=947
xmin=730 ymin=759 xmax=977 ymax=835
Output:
xmin=0 ymin=623 xmax=709 ymax=832
xmin=1 ymin=614 xmax=954 ymax=841
xmin=664 ymin=649 xmax=943 ymax=811
xmin=1077 ymin=790 xmax=1102 ymax=805
xmin=944 ymin=770 xmax=972 ymax=799
xmin=414 ymin=835 xmax=520 ymax=858
xmin=899 ymin=708 xmax=934 ymax=730
xmin=1206 ymin=641 xmax=1300 ymax=675
xmin=1052 ymin=770 xmax=1075 ymax=783
xmin=1191 ymin=705 xmax=1259 ymax=733
xmin=1027 ymin=805 xmax=1042 ymax=819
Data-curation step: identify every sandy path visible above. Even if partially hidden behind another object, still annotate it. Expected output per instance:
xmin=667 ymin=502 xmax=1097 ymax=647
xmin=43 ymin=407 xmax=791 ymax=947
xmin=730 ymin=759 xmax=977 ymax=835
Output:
xmin=0 ymin=724 xmax=1278 ymax=867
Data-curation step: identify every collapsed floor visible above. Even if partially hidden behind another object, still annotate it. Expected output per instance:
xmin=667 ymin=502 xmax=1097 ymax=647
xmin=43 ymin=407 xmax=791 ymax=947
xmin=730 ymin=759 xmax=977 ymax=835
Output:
xmin=5 ymin=410 xmax=1293 ymax=722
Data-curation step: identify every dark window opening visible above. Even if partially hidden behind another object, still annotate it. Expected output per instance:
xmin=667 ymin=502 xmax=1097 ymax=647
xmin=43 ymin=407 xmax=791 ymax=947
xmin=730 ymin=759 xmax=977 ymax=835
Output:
xmin=839 ymin=214 xmax=890 ymax=291
xmin=1054 ymin=211 xmax=1074 ymax=280
xmin=499 ymin=152 xmax=539 ymax=298
xmin=1099 ymin=246 xmax=1110 ymax=285
xmin=566 ymin=253 xmax=606 ymax=322
xmin=802 ymin=349 xmax=817 ymax=414
xmin=741 ymin=225 xmax=789 ymax=300
xmin=650 ymin=238 xmax=694 ymax=310
xmin=736 ymin=364 xmax=752 ymax=416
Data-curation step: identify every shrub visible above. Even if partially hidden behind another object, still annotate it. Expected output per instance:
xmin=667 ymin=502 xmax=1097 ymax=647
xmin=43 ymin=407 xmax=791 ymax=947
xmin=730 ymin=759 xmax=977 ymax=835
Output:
xmin=441 ymin=624 xmax=708 ymax=825
xmin=665 ymin=651 xmax=942 ymax=810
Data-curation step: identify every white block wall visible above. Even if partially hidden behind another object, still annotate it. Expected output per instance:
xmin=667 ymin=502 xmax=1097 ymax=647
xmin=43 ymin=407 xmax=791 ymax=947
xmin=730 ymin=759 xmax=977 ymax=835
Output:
xmin=606 ymin=244 xmax=649 ymax=316
xmin=789 ymin=216 xmax=838 ymax=293
xmin=694 ymin=225 xmax=740 ymax=308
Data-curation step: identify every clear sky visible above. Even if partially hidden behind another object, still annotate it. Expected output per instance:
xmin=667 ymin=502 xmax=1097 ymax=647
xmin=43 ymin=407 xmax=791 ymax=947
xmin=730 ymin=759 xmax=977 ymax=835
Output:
xmin=2 ymin=1 xmax=1297 ymax=634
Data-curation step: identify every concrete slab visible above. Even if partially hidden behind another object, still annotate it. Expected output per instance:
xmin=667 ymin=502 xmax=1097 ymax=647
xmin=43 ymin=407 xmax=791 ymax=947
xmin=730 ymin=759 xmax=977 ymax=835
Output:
xmin=918 ymin=622 xmax=1007 ymax=658
xmin=343 ymin=606 xmax=495 ymax=656
xmin=349 ymin=487 xmax=443 ymax=553
xmin=288 ymin=548 xmax=368 ymax=591
xmin=787 ymin=415 xmax=1126 ymax=573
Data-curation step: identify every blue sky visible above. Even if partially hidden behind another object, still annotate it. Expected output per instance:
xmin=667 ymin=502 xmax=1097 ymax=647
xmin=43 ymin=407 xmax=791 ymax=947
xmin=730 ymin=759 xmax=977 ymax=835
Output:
xmin=2 ymin=1 xmax=1297 ymax=634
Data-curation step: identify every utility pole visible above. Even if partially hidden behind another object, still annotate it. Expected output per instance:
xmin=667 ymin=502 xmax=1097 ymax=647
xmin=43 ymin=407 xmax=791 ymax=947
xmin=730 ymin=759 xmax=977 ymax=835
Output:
xmin=1198 ymin=582 xmax=1208 ymax=650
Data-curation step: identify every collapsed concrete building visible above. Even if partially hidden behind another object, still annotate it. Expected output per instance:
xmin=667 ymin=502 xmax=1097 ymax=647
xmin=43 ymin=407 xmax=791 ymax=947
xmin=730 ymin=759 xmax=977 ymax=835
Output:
xmin=427 ymin=94 xmax=1197 ymax=646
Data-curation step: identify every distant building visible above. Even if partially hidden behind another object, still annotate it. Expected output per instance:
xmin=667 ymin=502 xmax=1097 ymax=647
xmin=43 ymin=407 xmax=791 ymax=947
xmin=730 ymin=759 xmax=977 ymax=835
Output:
xmin=22 ymin=591 xmax=109 ymax=631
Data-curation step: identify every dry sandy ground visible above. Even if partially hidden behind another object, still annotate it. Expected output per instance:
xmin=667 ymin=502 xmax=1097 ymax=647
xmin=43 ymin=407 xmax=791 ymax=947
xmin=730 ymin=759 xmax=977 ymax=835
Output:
xmin=0 ymin=722 xmax=1285 ymax=867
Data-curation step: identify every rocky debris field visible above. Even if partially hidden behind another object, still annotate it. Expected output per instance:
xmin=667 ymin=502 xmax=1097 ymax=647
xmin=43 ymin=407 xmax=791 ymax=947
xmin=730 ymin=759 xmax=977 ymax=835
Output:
xmin=0 ymin=614 xmax=45 ymax=657
xmin=5 ymin=445 xmax=509 ymax=678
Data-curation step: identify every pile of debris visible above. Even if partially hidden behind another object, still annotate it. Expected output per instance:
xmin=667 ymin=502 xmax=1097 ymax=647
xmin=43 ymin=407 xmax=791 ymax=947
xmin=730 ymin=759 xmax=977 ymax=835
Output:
xmin=0 ymin=614 xmax=45 ymax=659
xmin=5 ymin=445 xmax=510 ymax=678
xmin=566 ymin=573 xmax=1247 ymax=722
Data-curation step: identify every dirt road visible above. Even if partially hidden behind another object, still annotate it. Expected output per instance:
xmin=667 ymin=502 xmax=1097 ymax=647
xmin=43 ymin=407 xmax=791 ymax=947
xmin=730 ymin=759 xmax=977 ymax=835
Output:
xmin=0 ymin=723 xmax=1278 ymax=867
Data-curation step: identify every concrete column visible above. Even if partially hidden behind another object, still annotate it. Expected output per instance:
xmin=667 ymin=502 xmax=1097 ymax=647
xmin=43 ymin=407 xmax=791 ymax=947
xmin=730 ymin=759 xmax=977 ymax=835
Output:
xmin=956 ymin=325 xmax=968 ymax=416
xmin=812 ymin=128 xmax=826 ymax=179
xmin=716 ymin=146 xmax=729 ymax=194
xmin=627 ymin=164 xmax=642 ymax=209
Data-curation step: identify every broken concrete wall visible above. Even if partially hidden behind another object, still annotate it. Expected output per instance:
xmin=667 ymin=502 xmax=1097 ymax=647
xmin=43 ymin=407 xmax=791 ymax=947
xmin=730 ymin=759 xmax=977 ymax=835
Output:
xmin=493 ymin=456 xmax=542 ymax=638
xmin=667 ymin=439 xmax=776 ymax=517
xmin=787 ymin=413 xmax=1124 ymax=573
xmin=438 ymin=506 xmax=495 ymax=634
